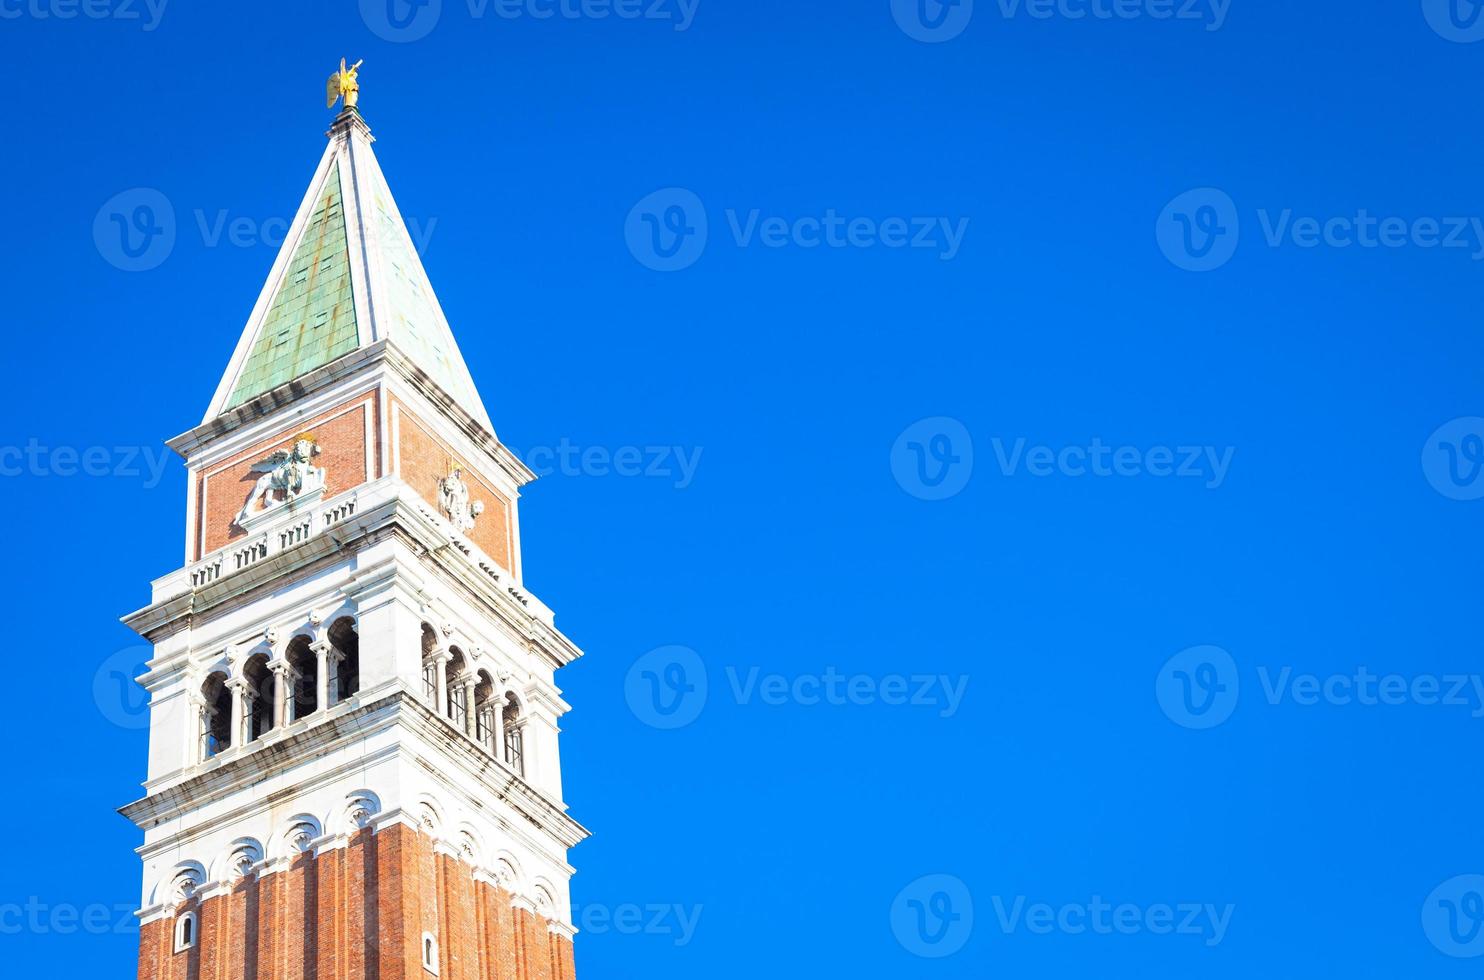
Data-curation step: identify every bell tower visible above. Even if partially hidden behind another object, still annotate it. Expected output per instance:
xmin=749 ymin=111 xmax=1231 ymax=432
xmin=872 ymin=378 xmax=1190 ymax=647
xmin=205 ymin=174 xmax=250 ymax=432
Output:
xmin=121 ymin=90 xmax=587 ymax=980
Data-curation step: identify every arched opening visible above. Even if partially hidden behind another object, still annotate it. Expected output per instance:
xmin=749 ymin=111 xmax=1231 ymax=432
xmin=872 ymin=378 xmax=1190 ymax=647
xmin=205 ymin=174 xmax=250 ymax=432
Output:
xmin=242 ymin=653 xmax=274 ymax=742
xmin=286 ymin=635 xmax=318 ymax=721
xmin=422 ymin=931 xmax=439 ymax=974
xmin=474 ymin=671 xmax=497 ymax=755
xmin=330 ymin=617 xmax=360 ymax=702
xmin=201 ymin=672 xmax=232 ymax=758
xmin=502 ymin=693 xmax=524 ymax=777
xmin=175 ymin=911 xmax=197 ymax=953
xmin=445 ymin=649 xmax=468 ymax=730
xmin=420 ymin=624 xmax=440 ymax=703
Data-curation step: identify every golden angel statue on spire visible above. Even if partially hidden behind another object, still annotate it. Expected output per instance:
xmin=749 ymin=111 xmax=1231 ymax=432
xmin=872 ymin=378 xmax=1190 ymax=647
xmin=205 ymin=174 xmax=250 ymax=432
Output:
xmin=327 ymin=58 xmax=364 ymax=110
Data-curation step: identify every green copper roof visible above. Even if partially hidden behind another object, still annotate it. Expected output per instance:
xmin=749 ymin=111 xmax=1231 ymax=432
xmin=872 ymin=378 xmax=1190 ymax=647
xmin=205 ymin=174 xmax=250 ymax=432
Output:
xmin=371 ymin=184 xmax=482 ymax=412
xmin=225 ymin=163 xmax=359 ymax=409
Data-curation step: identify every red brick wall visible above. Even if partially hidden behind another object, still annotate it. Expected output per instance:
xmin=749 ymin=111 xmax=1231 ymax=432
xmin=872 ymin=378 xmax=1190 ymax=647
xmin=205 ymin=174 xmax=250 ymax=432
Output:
xmin=195 ymin=394 xmax=379 ymax=560
xmin=392 ymin=397 xmax=514 ymax=573
xmin=137 ymin=824 xmax=574 ymax=980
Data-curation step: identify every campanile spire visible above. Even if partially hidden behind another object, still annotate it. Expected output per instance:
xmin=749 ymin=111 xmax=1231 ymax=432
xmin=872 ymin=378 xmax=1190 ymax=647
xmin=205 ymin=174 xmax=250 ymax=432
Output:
xmin=204 ymin=82 xmax=494 ymax=432
xmin=123 ymin=80 xmax=586 ymax=980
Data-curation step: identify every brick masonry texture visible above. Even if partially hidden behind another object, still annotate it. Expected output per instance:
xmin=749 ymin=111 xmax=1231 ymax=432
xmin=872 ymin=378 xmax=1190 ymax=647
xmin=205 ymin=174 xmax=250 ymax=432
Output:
xmin=137 ymin=824 xmax=575 ymax=980
xmin=196 ymin=394 xmax=379 ymax=559
xmin=392 ymin=397 xmax=514 ymax=573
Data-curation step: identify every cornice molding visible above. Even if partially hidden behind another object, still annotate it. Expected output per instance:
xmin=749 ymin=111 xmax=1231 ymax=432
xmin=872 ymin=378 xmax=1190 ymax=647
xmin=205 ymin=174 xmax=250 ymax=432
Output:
xmin=120 ymin=688 xmax=589 ymax=851
xmin=123 ymin=486 xmax=582 ymax=671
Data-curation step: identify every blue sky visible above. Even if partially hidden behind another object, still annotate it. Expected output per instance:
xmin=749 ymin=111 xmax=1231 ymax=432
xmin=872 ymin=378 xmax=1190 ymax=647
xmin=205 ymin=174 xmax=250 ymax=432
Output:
xmin=4 ymin=0 xmax=1484 ymax=976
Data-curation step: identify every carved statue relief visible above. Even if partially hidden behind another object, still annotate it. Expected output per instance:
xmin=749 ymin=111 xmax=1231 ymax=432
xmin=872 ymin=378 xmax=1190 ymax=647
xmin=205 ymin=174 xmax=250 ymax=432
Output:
xmin=236 ymin=435 xmax=327 ymax=530
xmin=439 ymin=465 xmax=485 ymax=532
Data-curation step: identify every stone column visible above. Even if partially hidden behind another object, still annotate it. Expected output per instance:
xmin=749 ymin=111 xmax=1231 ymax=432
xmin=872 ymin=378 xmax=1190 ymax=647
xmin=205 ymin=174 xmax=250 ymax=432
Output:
xmin=326 ymin=648 xmax=346 ymax=709
xmin=462 ymin=676 xmax=477 ymax=736
xmin=270 ymin=661 xmax=291 ymax=729
xmin=225 ymin=680 xmax=249 ymax=751
xmin=433 ymin=650 xmax=451 ymax=717
xmin=190 ymin=694 xmax=210 ymax=763
xmin=493 ymin=696 xmax=506 ymax=760
xmin=228 ymin=679 xmax=248 ymax=750
xmin=312 ymin=640 xmax=331 ymax=714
